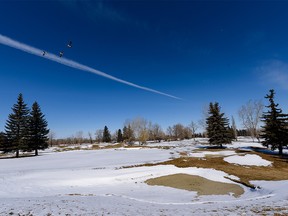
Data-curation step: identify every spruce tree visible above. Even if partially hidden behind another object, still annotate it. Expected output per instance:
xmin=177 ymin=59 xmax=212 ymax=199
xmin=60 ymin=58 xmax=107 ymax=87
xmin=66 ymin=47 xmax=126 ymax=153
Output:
xmin=227 ymin=126 xmax=236 ymax=141
xmin=0 ymin=132 xmax=9 ymax=153
xmin=123 ymin=124 xmax=134 ymax=144
xmin=102 ymin=126 xmax=111 ymax=143
xmin=261 ymin=89 xmax=288 ymax=155
xmin=117 ymin=129 xmax=123 ymax=143
xmin=27 ymin=102 xmax=49 ymax=156
xmin=206 ymin=102 xmax=232 ymax=147
xmin=123 ymin=126 xmax=128 ymax=141
xmin=5 ymin=93 xmax=30 ymax=157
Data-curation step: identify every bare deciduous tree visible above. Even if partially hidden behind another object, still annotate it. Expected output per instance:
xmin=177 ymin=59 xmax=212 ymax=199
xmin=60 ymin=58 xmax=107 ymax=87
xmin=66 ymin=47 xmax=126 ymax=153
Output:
xmin=172 ymin=123 xmax=185 ymax=140
xmin=88 ymin=132 xmax=93 ymax=144
xmin=166 ymin=126 xmax=173 ymax=141
xmin=189 ymin=121 xmax=198 ymax=141
xmin=129 ymin=117 xmax=148 ymax=144
xmin=198 ymin=104 xmax=209 ymax=137
xmin=149 ymin=123 xmax=164 ymax=142
xmin=231 ymin=116 xmax=238 ymax=141
xmin=238 ymin=100 xmax=264 ymax=142
xmin=111 ymin=130 xmax=118 ymax=143
xmin=75 ymin=131 xmax=84 ymax=144
xmin=95 ymin=129 xmax=103 ymax=143
xmin=184 ymin=126 xmax=193 ymax=139
xmin=139 ymin=129 xmax=149 ymax=144
xmin=48 ymin=131 xmax=56 ymax=147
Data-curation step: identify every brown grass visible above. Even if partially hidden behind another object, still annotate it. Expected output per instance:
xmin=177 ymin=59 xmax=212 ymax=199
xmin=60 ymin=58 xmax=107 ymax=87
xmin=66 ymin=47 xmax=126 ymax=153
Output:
xmin=163 ymin=153 xmax=287 ymax=187
xmin=124 ymin=150 xmax=288 ymax=188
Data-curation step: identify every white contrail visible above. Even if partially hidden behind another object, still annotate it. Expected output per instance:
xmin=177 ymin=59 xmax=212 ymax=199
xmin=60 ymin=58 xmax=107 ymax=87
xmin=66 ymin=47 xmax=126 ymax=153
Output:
xmin=0 ymin=34 xmax=182 ymax=100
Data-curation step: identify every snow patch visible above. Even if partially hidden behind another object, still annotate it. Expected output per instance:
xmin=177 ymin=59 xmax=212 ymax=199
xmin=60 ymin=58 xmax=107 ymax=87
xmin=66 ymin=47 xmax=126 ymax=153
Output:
xmin=224 ymin=154 xmax=272 ymax=166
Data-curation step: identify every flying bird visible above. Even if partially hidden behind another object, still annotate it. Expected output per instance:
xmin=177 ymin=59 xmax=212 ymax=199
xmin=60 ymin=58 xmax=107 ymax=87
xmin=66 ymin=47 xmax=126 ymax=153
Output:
xmin=59 ymin=51 xmax=64 ymax=57
xmin=67 ymin=41 xmax=72 ymax=48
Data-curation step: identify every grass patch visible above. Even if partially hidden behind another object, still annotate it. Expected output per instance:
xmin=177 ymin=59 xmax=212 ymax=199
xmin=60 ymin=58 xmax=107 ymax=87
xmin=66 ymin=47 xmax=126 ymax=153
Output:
xmin=159 ymin=152 xmax=288 ymax=187
xmin=123 ymin=151 xmax=288 ymax=188
xmin=104 ymin=143 xmax=123 ymax=149
xmin=91 ymin=144 xmax=100 ymax=150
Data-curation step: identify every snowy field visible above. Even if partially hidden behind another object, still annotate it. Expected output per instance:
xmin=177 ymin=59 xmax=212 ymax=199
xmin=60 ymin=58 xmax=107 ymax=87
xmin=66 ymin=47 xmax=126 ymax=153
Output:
xmin=0 ymin=138 xmax=287 ymax=216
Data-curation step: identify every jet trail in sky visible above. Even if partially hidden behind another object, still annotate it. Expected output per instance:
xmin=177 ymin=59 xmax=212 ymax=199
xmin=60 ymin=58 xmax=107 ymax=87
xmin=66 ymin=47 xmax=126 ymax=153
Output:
xmin=0 ymin=34 xmax=182 ymax=100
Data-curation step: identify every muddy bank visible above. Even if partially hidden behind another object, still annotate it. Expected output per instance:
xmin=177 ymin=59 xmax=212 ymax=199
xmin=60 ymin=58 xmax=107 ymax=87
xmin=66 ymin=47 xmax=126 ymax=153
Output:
xmin=145 ymin=173 xmax=244 ymax=197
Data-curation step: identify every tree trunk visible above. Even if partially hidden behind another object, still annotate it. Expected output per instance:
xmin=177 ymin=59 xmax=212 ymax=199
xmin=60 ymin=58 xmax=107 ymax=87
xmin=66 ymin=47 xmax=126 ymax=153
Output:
xmin=279 ymin=144 xmax=283 ymax=155
xmin=16 ymin=149 xmax=19 ymax=158
xmin=35 ymin=149 xmax=38 ymax=156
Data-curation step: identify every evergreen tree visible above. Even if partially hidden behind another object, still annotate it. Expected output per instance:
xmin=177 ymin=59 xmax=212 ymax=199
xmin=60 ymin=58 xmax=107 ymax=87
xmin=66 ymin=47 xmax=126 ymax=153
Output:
xmin=0 ymin=132 xmax=9 ymax=153
xmin=227 ymin=126 xmax=236 ymax=141
xmin=102 ymin=126 xmax=111 ymax=143
xmin=27 ymin=102 xmax=49 ymax=156
xmin=5 ymin=93 xmax=30 ymax=157
xmin=117 ymin=129 xmax=123 ymax=143
xmin=123 ymin=126 xmax=128 ymax=141
xmin=237 ymin=129 xmax=249 ymax=136
xmin=123 ymin=124 xmax=134 ymax=144
xmin=206 ymin=102 xmax=232 ymax=147
xmin=261 ymin=89 xmax=288 ymax=155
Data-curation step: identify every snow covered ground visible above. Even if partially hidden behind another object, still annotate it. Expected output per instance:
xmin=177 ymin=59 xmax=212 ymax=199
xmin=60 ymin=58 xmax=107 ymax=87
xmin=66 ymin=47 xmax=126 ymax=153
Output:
xmin=0 ymin=138 xmax=287 ymax=215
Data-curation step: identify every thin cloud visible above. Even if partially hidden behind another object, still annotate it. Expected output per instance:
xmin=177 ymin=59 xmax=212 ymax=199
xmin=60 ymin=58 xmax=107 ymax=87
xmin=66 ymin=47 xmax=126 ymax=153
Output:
xmin=256 ymin=60 xmax=288 ymax=90
xmin=58 ymin=0 xmax=148 ymax=30
xmin=0 ymin=33 xmax=182 ymax=100
xmin=81 ymin=0 xmax=128 ymax=23
xmin=59 ymin=0 xmax=128 ymax=24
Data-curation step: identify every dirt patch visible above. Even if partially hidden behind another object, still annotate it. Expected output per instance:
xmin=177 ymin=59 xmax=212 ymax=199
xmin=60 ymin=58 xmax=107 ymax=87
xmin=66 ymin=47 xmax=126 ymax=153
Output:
xmin=145 ymin=173 xmax=244 ymax=197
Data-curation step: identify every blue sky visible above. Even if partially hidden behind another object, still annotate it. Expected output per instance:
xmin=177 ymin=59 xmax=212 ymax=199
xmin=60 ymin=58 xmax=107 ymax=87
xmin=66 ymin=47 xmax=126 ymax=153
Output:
xmin=1 ymin=0 xmax=288 ymax=138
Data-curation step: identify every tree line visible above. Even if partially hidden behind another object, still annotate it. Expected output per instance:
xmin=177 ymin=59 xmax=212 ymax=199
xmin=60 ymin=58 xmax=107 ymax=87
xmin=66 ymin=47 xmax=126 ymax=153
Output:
xmin=48 ymin=88 xmax=286 ymax=154
xmin=205 ymin=89 xmax=288 ymax=155
xmin=50 ymin=121 xmax=206 ymax=146
xmin=0 ymin=93 xmax=49 ymax=157
xmin=1 ymin=89 xmax=287 ymax=157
